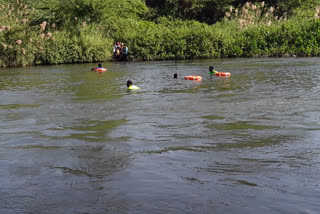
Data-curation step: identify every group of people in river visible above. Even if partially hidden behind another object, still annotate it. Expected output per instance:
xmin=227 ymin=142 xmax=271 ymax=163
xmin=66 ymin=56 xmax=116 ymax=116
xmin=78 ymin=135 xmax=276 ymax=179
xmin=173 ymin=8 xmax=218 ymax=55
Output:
xmin=113 ymin=42 xmax=128 ymax=61
xmin=173 ymin=66 xmax=219 ymax=79
xmin=132 ymin=66 xmax=222 ymax=90
xmin=92 ymin=64 xmax=224 ymax=90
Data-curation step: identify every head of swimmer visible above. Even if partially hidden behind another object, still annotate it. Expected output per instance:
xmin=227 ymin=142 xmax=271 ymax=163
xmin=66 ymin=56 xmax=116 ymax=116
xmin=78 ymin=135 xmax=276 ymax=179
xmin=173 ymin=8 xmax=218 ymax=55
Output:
xmin=174 ymin=73 xmax=178 ymax=79
xmin=98 ymin=63 xmax=102 ymax=68
xmin=209 ymin=66 xmax=214 ymax=72
xmin=127 ymin=79 xmax=133 ymax=87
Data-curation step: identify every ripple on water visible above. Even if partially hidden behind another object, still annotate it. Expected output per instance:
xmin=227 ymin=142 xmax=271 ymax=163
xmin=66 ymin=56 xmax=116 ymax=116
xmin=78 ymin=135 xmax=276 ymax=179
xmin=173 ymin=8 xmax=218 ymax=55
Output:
xmin=0 ymin=104 xmax=41 ymax=110
xmin=41 ymin=119 xmax=128 ymax=142
xmin=206 ymin=120 xmax=276 ymax=131
xmin=13 ymin=145 xmax=62 ymax=150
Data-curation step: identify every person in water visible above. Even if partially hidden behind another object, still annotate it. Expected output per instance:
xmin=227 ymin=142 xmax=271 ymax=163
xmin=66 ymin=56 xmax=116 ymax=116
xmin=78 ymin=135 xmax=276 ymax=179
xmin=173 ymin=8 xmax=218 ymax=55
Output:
xmin=91 ymin=63 xmax=106 ymax=71
xmin=208 ymin=66 xmax=218 ymax=74
xmin=174 ymin=73 xmax=178 ymax=79
xmin=127 ymin=79 xmax=140 ymax=90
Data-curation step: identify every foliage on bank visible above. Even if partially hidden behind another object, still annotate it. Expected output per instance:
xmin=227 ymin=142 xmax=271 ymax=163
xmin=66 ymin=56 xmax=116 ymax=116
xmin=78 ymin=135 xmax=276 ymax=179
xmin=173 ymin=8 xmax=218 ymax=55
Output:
xmin=0 ymin=0 xmax=320 ymax=67
xmin=118 ymin=1 xmax=320 ymax=60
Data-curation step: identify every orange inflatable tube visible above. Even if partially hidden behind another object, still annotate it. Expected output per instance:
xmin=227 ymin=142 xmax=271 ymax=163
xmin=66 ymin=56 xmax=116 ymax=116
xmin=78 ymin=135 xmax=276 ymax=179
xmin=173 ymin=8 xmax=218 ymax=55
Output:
xmin=93 ymin=68 xmax=107 ymax=72
xmin=184 ymin=75 xmax=202 ymax=80
xmin=215 ymin=72 xmax=231 ymax=77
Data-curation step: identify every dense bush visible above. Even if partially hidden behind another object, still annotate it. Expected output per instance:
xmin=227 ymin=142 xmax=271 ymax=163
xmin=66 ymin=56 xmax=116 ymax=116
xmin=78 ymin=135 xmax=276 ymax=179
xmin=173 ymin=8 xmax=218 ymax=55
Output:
xmin=0 ymin=0 xmax=320 ymax=67
xmin=0 ymin=0 xmax=113 ymax=67
xmin=146 ymin=0 xmax=319 ymax=24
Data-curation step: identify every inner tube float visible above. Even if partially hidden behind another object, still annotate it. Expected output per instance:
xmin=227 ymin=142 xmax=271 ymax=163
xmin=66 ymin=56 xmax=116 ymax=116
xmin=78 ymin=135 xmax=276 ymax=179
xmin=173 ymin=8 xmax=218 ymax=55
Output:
xmin=184 ymin=76 xmax=202 ymax=81
xmin=93 ymin=67 xmax=107 ymax=72
xmin=128 ymin=85 xmax=141 ymax=90
xmin=214 ymin=72 xmax=231 ymax=77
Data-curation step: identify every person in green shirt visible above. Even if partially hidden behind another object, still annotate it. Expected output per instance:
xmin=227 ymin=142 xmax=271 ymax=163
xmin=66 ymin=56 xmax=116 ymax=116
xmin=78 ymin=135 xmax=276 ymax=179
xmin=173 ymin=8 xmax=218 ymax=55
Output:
xmin=208 ymin=66 xmax=218 ymax=75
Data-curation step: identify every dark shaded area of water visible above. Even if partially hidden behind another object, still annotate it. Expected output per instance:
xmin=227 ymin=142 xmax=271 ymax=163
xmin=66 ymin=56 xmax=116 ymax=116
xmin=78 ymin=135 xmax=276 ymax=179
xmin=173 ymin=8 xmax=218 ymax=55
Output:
xmin=1 ymin=58 xmax=320 ymax=213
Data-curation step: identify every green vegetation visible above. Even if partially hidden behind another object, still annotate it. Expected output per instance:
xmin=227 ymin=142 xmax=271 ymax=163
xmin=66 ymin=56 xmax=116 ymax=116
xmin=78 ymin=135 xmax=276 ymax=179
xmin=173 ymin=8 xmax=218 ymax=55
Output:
xmin=0 ymin=0 xmax=320 ymax=67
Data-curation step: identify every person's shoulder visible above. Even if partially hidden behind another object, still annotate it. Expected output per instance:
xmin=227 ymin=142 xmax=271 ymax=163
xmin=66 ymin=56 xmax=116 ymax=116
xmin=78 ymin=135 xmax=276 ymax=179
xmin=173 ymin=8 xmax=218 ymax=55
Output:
xmin=128 ymin=85 xmax=141 ymax=90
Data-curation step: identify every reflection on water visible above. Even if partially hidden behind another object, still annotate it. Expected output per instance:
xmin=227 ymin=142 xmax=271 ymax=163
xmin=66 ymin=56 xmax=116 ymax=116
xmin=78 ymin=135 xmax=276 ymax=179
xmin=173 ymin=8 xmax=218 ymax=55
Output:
xmin=41 ymin=119 xmax=128 ymax=142
xmin=0 ymin=58 xmax=320 ymax=213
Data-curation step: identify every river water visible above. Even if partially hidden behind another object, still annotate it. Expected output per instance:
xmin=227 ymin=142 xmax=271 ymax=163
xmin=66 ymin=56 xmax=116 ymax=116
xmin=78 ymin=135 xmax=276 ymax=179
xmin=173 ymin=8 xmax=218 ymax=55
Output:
xmin=0 ymin=58 xmax=320 ymax=214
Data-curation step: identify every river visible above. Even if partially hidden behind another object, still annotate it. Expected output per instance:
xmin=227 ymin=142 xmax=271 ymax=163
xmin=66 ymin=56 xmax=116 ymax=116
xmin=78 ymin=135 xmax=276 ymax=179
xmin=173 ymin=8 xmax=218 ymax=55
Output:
xmin=0 ymin=58 xmax=320 ymax=214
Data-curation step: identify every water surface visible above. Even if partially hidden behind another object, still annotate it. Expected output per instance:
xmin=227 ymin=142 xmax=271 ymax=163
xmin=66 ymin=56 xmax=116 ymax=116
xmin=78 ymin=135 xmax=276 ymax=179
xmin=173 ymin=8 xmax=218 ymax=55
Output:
xmin=1 ymin=58 xmax=320 ymax=213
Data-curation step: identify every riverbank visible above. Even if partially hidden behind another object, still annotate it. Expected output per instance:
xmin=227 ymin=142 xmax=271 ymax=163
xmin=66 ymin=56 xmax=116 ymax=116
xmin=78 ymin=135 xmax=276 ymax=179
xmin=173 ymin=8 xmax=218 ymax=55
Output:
xmin=0 ymin=1 xmax=319 ymax=68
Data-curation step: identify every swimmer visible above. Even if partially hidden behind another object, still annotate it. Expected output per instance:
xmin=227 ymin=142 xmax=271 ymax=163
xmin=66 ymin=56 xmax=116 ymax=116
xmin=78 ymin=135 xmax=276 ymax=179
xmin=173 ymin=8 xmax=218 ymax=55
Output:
xmin=208 ymin=66 xmax=218 ymax=74
xmin=174 ymin=73 xmax=178 ymax=79
xmin=127 ymin=79 xmax=141 ymax=90
xmin=91 ymin=63 xmax=107 ymax=71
